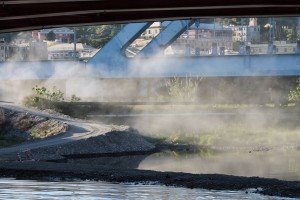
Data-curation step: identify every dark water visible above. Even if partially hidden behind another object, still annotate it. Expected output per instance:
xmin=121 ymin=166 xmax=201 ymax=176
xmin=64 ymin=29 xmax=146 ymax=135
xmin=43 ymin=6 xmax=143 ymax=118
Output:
xmin=0 ymin=178 xmax=294 ymax=200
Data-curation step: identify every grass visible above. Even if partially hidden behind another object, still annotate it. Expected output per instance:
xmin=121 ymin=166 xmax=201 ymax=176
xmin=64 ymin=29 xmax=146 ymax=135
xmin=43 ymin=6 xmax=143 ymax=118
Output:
xmin=146 ymin=126 xmax=300 ymax=149
xmin=21 ymin=94 xmax=300 ymax=150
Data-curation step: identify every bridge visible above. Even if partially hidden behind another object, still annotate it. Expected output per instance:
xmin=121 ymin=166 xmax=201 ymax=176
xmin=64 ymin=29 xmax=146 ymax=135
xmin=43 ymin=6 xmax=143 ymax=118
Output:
xmin=88 ymin=20 xmax=300 ymax=77
xmin=0 ymin=1 xmax=300 ymax=103
xmin=0 ymin=1 xmax=299 ymax=33
xmin=0 ymin=1 xmax=299 ymax=78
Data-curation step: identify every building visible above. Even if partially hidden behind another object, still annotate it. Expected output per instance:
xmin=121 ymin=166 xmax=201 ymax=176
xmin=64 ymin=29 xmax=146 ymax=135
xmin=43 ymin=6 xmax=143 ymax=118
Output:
xmin=0 ymin=40 xmax=11 ymax=61
xmin=173 ymin=23 xmax=233 ymax=55
xmin=250 ymin=41 xmax=296 ymax=54
xmin=0 ymin=40 xmax=29 ymax=61
xmin=28 ymin=41 xmax=48 ymax=60
xmin=33 ymin=27 xmax=74 ymax=43
xmin=231 ymin=18 xmax=260 ymax=44
xmin=141 ymin=22 xmax=167 ymax=39
xmin=139 ymin=21 xmax=233 ymax=55
xmin=48 ymin=43 xmax=96 ymax=60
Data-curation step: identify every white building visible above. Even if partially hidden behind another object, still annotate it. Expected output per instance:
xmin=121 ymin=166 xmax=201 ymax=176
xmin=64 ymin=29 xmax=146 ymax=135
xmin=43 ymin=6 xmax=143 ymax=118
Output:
xmin=28 ymin=41 xmax=48 ymax=60
xmin=48 ymin=43 xmax=96 ymax=60
xmin=0 ymin=41 xmax=10 ymax=61
xmin=141 ymin=22 xmax=167 ymax=39
xmin=232 ymin=18 xmax=260 ymax=44
xmin=250 ymin=41 xmax=296 ymax=54
xmin=0 ymin=41 xmax=29 ymax=61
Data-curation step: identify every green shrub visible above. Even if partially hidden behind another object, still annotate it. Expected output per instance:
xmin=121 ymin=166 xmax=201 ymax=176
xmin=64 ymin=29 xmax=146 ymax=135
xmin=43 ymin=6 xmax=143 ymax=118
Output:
xmin=32 ymin=85 xmax=64 ymax=102
xmin=23 ymin=85 xmax=81 ymax=112
xmin=288 ymin=78 xmax=300 ymax=101
xmin=70 ymin=94 xmax=81 ymax=102
xmin=167 ymin=76 xmax=202 ymax=102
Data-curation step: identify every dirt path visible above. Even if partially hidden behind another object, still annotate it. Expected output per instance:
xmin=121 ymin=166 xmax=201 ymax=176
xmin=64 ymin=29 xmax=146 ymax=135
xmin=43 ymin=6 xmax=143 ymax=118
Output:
xmin=0 ymin=103 xmax=120 ymax=155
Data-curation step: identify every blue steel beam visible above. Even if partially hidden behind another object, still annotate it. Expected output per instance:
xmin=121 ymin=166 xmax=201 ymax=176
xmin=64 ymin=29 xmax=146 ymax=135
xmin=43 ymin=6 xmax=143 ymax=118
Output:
xmin=127 ymin=54 xmax=300 ymax=77
xmin=88 ymin=22 xmax=152 ymax=76
xmin=1 ymin=54 xmax=299 ymax=80
xmin=85 ymin=21 xmax=300 ymax=78
xmin=138 ymin=20 xmax=195 ymax=57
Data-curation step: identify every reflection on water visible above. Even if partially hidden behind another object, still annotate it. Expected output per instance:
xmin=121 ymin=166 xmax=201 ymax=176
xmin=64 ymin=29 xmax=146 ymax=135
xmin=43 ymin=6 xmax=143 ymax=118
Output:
xmin=0 ymin=178 xmax=293 ymax=200
xmin=65 ymin=149 xmax=300 ymax=182
xmin=88 ymin=113 xmax=300 ymax=181
xmin=138 ymin=150 xmax=300 ymax=181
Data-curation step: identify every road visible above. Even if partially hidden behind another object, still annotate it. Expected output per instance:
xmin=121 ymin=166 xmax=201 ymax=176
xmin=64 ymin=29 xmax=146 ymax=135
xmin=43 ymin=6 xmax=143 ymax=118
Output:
xmin=0 ymin=102 xmax=125 ymax=155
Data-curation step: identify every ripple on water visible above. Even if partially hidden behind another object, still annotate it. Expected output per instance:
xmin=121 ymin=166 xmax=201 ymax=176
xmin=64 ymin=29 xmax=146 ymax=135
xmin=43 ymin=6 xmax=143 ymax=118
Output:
xmin=0 ymin=178 xmax=297 ymax=200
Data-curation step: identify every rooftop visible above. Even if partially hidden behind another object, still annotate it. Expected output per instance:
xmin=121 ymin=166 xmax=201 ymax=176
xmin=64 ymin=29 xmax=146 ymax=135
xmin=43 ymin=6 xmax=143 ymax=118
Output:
xmin=40 ymin=27 xmax=74 ymax=34
xmin=48 ymin=43 xmax=95 ymax=52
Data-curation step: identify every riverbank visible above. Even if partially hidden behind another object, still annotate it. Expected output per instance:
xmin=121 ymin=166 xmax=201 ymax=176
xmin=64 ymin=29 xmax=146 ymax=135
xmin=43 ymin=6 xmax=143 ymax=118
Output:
xmin=0 ymin=161 xmax=299 ymax=198
xmin=1 ymin=103 xmax=300 ymax=198
xmin=0 ymin=104 xmax=155 ymax=161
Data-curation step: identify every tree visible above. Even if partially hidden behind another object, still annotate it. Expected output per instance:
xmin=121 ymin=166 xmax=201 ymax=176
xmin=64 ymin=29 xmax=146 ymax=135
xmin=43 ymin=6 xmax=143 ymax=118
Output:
xmin=46 ymin=31 xmax=56 ymax=41
xmin=286 ymin=27 xmax=298 ymax=43
xmin=0 ymin=33 xmax=20 ymax=43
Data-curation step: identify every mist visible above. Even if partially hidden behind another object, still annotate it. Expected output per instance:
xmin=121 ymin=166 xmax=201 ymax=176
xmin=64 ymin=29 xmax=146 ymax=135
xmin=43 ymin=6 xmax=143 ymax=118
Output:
xmin=0 ymin=40 xmax=300 ymax=183
xmin=0 ymin=24 xmax=299 ymax=153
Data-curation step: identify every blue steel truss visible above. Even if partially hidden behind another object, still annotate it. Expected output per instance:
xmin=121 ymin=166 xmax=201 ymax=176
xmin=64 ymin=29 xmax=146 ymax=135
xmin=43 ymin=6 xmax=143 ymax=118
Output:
xmin=86 ymin=20 xmax=300 ymax=78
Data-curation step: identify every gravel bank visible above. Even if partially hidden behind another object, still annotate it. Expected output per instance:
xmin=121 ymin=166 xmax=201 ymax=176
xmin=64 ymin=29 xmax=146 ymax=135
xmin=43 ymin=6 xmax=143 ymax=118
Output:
xmin=30 ymin=128 xmax=156 ymax=161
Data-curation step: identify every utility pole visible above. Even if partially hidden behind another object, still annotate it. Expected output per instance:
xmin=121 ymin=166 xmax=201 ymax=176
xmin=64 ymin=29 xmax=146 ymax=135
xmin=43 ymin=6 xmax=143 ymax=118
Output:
xmin=268 ymin=17 xmax=273 ymax=42
xmin=298 ymin=17 xmax=300 ymax=41
xmin=297 ymin=17 xmax=300 ymax=53
xmin=73 ymin=27 xmax=77 ymax=60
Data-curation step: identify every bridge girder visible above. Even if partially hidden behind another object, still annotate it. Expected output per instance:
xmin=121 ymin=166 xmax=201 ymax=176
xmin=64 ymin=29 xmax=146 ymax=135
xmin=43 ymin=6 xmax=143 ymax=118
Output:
xmin=0 ymin=0 xmax=299 ymax=32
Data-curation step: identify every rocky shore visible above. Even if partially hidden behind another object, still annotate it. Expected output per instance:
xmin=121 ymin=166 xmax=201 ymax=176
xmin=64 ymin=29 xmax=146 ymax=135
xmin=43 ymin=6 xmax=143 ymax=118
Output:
xmin=1 ymin=104 xmax=300 ymax=198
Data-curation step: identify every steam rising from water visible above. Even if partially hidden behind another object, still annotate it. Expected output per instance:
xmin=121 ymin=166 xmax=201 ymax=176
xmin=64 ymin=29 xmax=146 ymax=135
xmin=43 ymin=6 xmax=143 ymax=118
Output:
xmin=0 ymin=52 xmax=299 ymax=148
xmin=0 ymin=57 xmax=300 ymax=182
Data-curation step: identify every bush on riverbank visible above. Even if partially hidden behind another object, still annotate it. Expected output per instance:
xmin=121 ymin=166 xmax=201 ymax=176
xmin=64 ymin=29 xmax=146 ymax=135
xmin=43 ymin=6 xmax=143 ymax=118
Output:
xmin=289 ymin=78 xmax=300 ymax=101
xmin=23 ymin=85 xmax=82 ymax=116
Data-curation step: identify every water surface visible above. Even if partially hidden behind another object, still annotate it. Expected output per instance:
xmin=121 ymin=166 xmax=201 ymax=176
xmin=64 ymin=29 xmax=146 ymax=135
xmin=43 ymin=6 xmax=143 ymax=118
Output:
xmin=0 ymin=178 xmax=294 ymax=200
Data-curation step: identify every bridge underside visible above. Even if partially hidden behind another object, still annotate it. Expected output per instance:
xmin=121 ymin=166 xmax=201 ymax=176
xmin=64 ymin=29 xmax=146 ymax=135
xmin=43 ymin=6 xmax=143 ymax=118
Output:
xmin=0 ymin=0 xmax=300 ymax=33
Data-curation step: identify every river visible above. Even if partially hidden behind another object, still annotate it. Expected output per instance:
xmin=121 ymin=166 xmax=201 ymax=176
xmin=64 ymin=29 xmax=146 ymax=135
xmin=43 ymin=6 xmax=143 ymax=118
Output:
xmin=0 ymin=178 xmax=295 ymax=200
xmin=2 ymin=111 xmax=300 ymax=199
